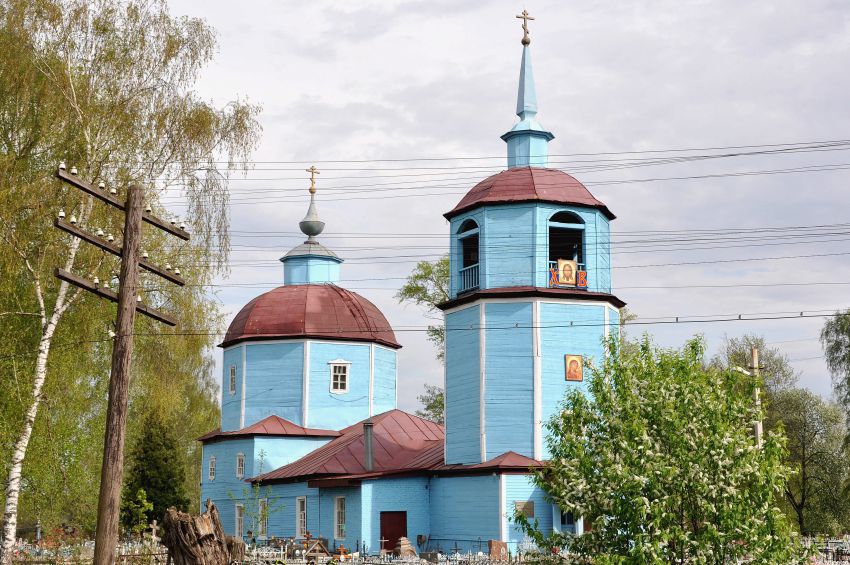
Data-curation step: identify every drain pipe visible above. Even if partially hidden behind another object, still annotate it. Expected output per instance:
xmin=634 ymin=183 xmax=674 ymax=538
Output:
xmin=363 ymin=420 xmax=374 ymax=472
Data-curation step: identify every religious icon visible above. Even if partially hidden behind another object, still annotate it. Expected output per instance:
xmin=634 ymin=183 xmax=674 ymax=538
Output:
xmin=557 ymin=259 xmax=577 ymax=286
xmin=565 ymin=354 xmax=583 ymax=382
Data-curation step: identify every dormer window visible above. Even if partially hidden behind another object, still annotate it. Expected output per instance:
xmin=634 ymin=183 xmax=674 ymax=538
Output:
xmin=329 ymin=360 xmax=351 ymax=393
xmin=457 ymin=219 xmax=480 ymax=293
xmin=548 ymin=211 xmax=585 ymax=287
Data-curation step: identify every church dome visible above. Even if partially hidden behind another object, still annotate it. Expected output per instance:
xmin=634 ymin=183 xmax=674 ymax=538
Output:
xmin=444 ymin=166 xmax=615 ymax=220
xmin=221 ymin=284 xmax=401 ymax=349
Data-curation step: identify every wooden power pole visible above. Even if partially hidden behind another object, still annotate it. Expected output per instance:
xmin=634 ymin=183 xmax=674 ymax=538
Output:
xmin=54 ymin=165 xmax=188 ymax=565
xmin=750 ymin=346 xmax=763 ymax=449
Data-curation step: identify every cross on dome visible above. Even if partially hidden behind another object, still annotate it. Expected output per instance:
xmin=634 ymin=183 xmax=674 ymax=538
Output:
xmin=299 ymin=164 xmax=325 ymax=237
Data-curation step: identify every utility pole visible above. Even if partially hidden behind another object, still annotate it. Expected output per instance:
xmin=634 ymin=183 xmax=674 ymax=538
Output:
xmin=750 ymin=346 xmax=763 ymax=449
xmin=53 ymin=165 xmax=188 ymax=565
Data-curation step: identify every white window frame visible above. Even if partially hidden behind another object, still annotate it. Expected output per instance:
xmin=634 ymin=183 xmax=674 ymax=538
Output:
xmin=235 ymin=504 xmax=244 ymax=538
xmin=258 ymin=498 xmax=268 ymax=539
xmin=334 ymin=496 xmax=346 ymax=540
xmin=236 ymin=453 xmax=245 ymax=479
xmin=328 ymin=360 xmax=351 ymax=394
xmin=208 ymin=456 xmax=216 ymax=481
xmin=229 ymin=365 xmax=237 ymax=395
xmin=295 ymin=496 xmax=307 ymax=539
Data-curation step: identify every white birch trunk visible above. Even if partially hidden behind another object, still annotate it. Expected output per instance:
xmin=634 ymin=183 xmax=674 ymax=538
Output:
xmin=0 ymin=215 xmax=85 ymax=565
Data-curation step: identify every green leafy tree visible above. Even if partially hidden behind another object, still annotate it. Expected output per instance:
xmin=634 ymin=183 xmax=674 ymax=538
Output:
xmin=0 ymin=0 xmax=259 ymax=556
xmin=123 ymin=489 xmax=154 ymax=541
xmin=121 ymin=413 xmax=189 ymax=532
xmin=770 ymin=388 xmax=850 ymax=535
xmin=517 ymin=336 xmax=806 ymax=563
xmin=415 ymin=384 xmax=445 ymax=425
xmin=821 ymin=309 xmax=850 ymax=439
xmin=228 ymin=451 xmax=283 ymax=542
xmin=712 ymin=334 xmax=798 ymax=397
xmin=396 ymin=255 xmax=449 ymax=361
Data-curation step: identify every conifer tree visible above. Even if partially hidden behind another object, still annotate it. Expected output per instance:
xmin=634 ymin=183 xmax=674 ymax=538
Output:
xmin=121 ymin=413 xmax=189 ymax=533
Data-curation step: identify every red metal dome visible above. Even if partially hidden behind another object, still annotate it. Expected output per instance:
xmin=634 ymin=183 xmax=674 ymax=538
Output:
xmin=221 ymin=285 xmax=401 ymax=349
xmin=444 ymin=166 xmax=615 ymax=220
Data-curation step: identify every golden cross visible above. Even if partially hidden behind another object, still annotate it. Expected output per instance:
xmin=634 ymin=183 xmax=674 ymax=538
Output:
xmin=306 ymin=165 xmax=320 ymax=194
xmin=516 ymin=10 xmax=534 ymax=45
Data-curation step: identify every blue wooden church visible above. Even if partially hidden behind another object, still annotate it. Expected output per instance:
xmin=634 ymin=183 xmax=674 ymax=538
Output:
xmin=199 ymin=20 xmax=624 ymax=555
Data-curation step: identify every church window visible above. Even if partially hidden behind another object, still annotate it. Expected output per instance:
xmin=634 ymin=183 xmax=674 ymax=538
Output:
xmin=457 ymin=219 xmax=480 ymax=293
xmin=296 ymin=496 xmax=308 ymax=538
xmin=258 ymin=498 xmax=268 ymax=538
xmin=334 ymin=496 xmax=346 ymax=539
xmin=236 ymin=453 xmax=245 ymax=479
xmin=208 ymin=456 xmax=216 ymax=481
xmin=235 ymin=504 xmax=244 ymax=538
xmin=560 ymin=509 xmax=576 ymax=534
xmin=549 ymin=211 xmax=585 ymax=286
xmin=329 ymin=361 xmax=350 ymax=393
xmin=229 ymin=365 xmax=237 ymax=394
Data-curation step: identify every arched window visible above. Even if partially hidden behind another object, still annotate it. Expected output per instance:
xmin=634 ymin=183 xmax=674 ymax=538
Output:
xmin=548 ymin=211 xmax=585 ymax=286
xmin=457 ymin=219 xmax=479 ymax=292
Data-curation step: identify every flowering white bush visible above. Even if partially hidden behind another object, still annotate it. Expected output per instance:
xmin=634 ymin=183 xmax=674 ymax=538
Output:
xmin=518 ymin=336 xmax=808 ymax=564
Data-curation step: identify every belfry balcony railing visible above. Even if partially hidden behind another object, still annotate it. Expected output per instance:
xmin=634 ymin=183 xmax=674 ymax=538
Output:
xmin=459 ymin=263 xmax=480 ymax=294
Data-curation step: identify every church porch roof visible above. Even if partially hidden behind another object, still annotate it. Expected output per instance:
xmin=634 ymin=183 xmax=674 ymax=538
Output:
xmin=197 ymin=414 xmax=340 ymax=443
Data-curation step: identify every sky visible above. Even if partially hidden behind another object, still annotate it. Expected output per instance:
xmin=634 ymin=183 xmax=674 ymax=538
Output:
xmin=166 ymin=0 xmax=850 ymax=411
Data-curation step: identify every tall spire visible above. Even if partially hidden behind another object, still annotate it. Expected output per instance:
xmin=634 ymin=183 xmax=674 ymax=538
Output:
xmin=501 ymin=11 xmax=554 ymax=169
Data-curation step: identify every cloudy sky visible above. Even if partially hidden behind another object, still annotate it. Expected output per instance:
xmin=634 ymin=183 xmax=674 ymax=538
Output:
xmin=167 ymin=0 xmax=850 ymax=410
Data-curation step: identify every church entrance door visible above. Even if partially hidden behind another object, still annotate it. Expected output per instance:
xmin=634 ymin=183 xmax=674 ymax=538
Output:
xmin=379 ymin=511 xmax=407 ymax=552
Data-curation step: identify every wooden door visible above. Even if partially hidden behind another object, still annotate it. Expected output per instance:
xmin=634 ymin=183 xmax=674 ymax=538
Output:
xmin=379 ymin=511 xmax=407 ymax=552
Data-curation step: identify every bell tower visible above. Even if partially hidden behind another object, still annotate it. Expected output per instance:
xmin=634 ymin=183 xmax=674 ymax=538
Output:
xmin=440 ymin=14 xmax=625 ymax=464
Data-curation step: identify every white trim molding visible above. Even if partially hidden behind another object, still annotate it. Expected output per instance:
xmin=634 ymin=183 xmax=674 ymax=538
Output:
xmin=533 ymin=299 xmax=542 ymax=460
xmin=368 ymin=344 xmax=375 ymax=415
xmin=302 ymin=342 xmax=311 ymax=426
xmin=479 ymin=302 xmax=487 ymax=463
xmin=499 ymin=474 xmax=507 ymax=541
xmin=240 ymin=345 xmax=247 ymax=428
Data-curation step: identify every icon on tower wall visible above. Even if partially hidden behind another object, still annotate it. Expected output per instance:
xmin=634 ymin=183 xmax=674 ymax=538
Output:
xmin=565 ymin=354 xmax=584 ymax=382
xmin=557 ymin=259 xmax=577 ymax=285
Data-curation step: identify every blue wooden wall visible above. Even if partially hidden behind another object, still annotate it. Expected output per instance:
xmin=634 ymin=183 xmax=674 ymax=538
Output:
xmin=220 ymin=340 xmax=398 ymax=433
xmin=221 ymin=346 xmax=243 ymax=431
xmin=283 ymin=256 xmax=341 ymax=285
xmin=361 ymin=477 xmax=430 ymax=554
xmin=308 ymin=342 xmax=371 ymax=429
xmin=503 ymin=474 xmax=552 ymax=550
xmin=317 ymin=486 xmax=363 ymax=551
xmin=484 ymin=303 xmax=534 ymax=460
xmin=429 ymin=475 xmax=500 ymax=553
xmin=246 ymin=342 xmax=304 ymax=426
xmin=373 ymin=346 xmax=397 ymax=414
xmin=444 ymin=305 xmax=481 ymax=464
xmin=448 ymin=203 xmax=612 ymax=299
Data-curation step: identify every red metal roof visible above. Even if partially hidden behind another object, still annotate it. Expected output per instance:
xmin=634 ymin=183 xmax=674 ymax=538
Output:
xmin=438 ymin=286 xmax=626 ymax=311
xmin=221 ymin=284 xmax=401 ymax=349
xmin=254 ymin=410 xmax=444 ymax=482
xmin=253 ymin=409 xmax=542 ymax=485
xmin=198 ymin=415 xmax=340 ymax=443
xmin=444 ymin=166 xmax=615 ymax=220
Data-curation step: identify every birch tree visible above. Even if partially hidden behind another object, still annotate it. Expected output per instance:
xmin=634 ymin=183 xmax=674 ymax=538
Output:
xmin=0 ymin=0 xmax=260 ymax=559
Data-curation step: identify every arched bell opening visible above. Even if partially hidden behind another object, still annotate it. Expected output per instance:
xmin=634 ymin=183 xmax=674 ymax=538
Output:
xmin=457 ymin=219 xmax=480 ymax=293
xmin=548 ymin=211 xmax=584 ymax=287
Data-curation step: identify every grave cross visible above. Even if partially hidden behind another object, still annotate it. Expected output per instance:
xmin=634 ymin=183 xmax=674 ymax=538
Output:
xmin=149 ymin=519 xmax=159 ymax=543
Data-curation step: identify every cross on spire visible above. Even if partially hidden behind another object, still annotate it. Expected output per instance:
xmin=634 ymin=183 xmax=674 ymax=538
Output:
xmin=516 ymin=10 xmax=534 ymax=45
xmin=306 ymin=165 xmax=320 ymax=194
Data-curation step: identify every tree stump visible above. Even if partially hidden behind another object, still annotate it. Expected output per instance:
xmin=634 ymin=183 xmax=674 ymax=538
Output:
xmin=161 ymin=499 xmax=244 ymax=565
